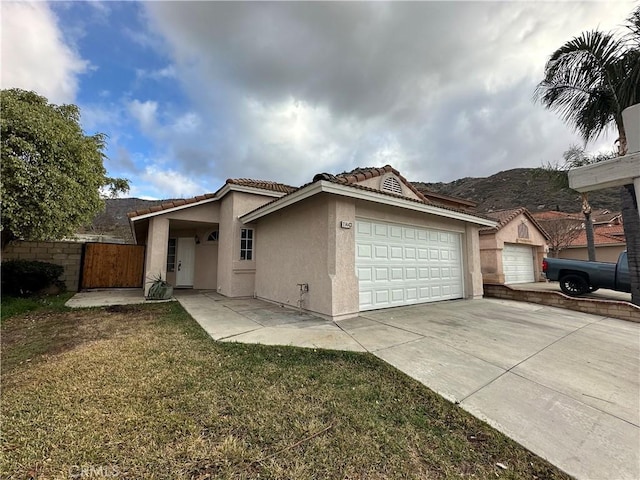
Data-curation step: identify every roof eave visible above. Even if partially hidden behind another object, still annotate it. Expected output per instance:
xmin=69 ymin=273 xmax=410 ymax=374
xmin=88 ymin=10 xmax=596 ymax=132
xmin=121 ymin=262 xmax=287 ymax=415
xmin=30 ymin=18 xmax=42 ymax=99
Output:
xmin=240 ymin=181 xmax=498 ymax=227
xmin=128 ymin=184 xmax=286 ymax=222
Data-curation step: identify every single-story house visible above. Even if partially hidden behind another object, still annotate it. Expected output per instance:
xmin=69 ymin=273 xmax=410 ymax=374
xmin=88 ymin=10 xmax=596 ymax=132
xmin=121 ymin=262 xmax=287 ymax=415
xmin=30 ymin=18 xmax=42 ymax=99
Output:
xmin=128 ymin=165 xmax=497 ymax=320
xmin=558 ymin=229 xmax=626 ymax=263
xmin=530 ymin=210 xmax=627 ymax=262
xmin=479 ymin=208 xmax=549 ymax=284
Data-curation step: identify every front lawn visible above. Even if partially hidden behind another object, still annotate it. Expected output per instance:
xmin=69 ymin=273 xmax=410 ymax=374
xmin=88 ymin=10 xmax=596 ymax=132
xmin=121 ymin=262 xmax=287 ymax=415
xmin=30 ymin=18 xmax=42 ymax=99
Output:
xmin=1 ymin=301 xmax=571 ymax=479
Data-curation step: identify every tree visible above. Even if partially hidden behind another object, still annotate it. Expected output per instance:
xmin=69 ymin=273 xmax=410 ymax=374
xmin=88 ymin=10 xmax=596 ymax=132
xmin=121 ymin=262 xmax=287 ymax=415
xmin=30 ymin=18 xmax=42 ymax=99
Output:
xmin=536 ymin=146 xmax=616 ymax=261
xmin=535 ymin=6 xmax=640 ymax=305
xmin=537 ymin=215 xmax=583 ymax=258
xmin=1 ymin=89 xmax=129 ymax=249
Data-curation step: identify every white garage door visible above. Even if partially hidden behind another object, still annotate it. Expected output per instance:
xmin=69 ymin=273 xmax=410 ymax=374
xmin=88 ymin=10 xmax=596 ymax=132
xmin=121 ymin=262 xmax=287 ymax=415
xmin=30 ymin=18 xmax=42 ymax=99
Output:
xmin=502 ymin=244 xmax=535 ymax=284
xmin=356 ymin=219 xmax=464 ymax=311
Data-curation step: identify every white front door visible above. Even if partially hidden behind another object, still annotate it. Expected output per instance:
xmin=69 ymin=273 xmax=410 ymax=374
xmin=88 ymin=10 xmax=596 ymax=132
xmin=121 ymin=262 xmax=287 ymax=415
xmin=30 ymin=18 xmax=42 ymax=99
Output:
xmin=502 ymin=244 xmax=535 ymax=284
xmin=355 ymin=219 xmax=464 ymax=311
xmin=176 ymin=237 xmax=196 ymax=287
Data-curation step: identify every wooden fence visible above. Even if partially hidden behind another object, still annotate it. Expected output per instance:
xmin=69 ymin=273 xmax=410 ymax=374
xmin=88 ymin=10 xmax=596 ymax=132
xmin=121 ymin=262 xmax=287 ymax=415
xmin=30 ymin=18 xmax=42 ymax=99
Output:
xmin=81 ymin=243 xmax=145 ymax=289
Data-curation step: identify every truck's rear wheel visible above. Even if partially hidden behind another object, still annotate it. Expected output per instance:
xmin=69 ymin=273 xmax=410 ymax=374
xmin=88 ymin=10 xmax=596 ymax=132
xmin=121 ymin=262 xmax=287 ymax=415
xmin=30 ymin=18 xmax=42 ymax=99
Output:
xmin=559 ymin=274 xmax=590 ymax=296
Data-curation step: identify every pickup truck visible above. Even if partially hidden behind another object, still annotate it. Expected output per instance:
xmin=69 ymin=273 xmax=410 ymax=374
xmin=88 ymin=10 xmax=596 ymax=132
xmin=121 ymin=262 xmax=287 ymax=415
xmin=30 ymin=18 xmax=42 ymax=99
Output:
xmin=542 ymin=252 xmax=631 ymax=296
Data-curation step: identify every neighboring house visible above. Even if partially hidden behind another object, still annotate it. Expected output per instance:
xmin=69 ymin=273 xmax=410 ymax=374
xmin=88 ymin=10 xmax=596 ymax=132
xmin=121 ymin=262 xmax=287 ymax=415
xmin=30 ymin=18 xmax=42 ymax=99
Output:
xmin=415 ymin=189 xmax=478 ymax=212
xmin=479 ymin=208 xmax=549 ymax=284
xmin=128 ymin=165 xmax=496 ymax=320
xmin=531 ymin=210 xmax=627 ymax=262
xmin=558 ymin=229 xmax=626 ymax=262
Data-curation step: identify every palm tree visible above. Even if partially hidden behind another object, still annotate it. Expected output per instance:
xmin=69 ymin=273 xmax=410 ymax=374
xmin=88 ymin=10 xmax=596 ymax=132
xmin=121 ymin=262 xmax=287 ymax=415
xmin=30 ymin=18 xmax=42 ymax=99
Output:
xmin=535 ymin=6 xmax=640 ymax=304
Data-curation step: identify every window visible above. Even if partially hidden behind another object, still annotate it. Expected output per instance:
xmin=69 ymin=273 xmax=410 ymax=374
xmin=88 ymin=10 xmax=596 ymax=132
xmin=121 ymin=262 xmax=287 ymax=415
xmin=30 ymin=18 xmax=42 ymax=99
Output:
xmin=167 ymin=238 xmax=177 ymax=272
xmin=240 ymin=228 xmax=253 ymax=260
xmin=207 ymin=230 xmax=219 ymax=242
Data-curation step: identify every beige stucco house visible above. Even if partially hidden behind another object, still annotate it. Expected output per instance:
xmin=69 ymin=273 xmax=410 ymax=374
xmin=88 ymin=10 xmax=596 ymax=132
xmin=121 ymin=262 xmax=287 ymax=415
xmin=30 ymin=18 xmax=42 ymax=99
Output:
xmin=479 ymin=208 xmax=549 ymax=284
xmin=129 ymin=165 xmax=497 ymax=320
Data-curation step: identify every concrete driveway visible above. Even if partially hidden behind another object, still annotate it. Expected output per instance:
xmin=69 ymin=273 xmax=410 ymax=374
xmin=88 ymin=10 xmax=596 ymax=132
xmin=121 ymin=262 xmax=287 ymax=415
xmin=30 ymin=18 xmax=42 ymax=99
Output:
xmin=174 ymin=290 xmax=640 ymax=480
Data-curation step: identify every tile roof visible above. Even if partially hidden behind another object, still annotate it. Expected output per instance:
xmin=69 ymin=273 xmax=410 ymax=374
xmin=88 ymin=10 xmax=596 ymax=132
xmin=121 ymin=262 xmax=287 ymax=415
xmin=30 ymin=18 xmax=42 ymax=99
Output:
xmin=479 ymin=207 xmax=549 ymax=239
xmin=324 ymin=165 xmax=431 ymax=204
xmin=567 ymin=230 xmax=626 ymax=247
xmin=595 ymin=224 xmax=625 ymax=236
xmin=243 ymin=165 xmax=495 ymax=222
xmin=531 ymin=211 xmax=583 ymax=221
xmin=225 ymin=178 xmax=297 ymax=194
xmin=415 ymin=189 xmax=477 ymax=209
xmin=127 ymin=194 xmax=217 ymax=218
xmin=128 ymin=178 xmax=295 ymax=218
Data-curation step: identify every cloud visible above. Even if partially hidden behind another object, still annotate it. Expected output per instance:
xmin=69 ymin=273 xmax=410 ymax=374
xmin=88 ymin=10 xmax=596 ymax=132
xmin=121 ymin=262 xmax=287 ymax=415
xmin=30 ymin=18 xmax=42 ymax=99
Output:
xmin=128 ymin=99 xmax=160 ymax=133
xmin=127 ymin=165 xmax=211 ymax=200
xmin=131 ymin=1 xmax=632 ymax=190
xmin=0 ymin=1 xmax=88 ymax=103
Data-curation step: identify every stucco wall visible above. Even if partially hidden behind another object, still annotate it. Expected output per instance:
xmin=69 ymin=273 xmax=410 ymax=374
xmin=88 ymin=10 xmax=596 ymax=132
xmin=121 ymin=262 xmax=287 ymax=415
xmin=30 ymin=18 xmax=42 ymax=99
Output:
xmin=327 ymin=197 xmax=359 ymax=316
xmin=2 ymin=240 xmax=83 ymax=291
xmin=254 ymin=194 xmax=334 ymax=316
xmin=217 ymin=192 xmax=275 ymax=297
xmin=143 ymin=217 xmax=169 ymax=295
xmin=559 ymin=245 xmax=626 ymax=263
xmin=479 ymin=213 xmax=548 ymax=284
xmin=163 ymin=201 xmax=221 ymax=223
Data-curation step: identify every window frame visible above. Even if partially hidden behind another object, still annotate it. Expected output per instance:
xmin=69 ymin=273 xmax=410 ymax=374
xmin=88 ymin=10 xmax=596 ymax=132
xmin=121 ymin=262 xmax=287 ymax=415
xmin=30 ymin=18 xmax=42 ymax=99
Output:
xmin=167 ymin=238 xmax=177 ymax=272
xmin=240 ymin=228 xmax=254 ymax=261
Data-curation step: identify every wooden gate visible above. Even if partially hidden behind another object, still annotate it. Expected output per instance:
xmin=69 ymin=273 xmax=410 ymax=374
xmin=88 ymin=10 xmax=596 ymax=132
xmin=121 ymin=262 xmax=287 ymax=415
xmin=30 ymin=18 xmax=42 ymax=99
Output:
xmin=81 ymin=243 xmax=145 ymax=289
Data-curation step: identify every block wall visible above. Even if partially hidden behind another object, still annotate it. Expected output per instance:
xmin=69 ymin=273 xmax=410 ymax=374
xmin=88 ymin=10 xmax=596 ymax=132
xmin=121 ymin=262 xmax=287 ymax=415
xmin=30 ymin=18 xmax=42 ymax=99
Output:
xmin=2 ymin=241 xmax=83 ymax=292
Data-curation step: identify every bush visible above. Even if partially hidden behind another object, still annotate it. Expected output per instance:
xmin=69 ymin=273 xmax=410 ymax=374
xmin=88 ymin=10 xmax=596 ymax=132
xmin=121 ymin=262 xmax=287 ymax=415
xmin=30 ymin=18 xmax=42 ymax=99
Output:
xmin=1 ymin=260 xmax=65 ymax=296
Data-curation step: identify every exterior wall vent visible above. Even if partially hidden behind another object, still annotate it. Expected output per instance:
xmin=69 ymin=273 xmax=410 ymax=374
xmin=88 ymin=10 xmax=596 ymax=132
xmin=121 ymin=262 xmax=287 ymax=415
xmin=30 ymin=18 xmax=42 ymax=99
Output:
xmin=381 ymin=175 xmax=403 ymax=195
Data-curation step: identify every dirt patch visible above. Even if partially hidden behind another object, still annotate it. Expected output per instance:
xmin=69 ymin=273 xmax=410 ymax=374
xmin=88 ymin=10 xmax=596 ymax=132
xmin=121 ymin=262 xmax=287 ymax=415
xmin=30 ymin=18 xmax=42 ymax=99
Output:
xmin=1 ymin=304 xmax=169 ymax=372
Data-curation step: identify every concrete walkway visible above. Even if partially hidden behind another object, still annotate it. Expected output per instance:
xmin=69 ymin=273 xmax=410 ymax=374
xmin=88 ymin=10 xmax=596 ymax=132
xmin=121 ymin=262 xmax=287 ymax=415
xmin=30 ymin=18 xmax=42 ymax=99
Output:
xmin=68 ymin=289 xmax=640 ymax=479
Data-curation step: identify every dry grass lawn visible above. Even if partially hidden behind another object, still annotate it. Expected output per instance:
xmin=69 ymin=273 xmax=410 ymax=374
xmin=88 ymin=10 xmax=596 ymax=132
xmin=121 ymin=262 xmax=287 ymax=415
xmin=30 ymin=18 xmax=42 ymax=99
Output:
xmin=1 ymin=300 xmax=572 ymax=479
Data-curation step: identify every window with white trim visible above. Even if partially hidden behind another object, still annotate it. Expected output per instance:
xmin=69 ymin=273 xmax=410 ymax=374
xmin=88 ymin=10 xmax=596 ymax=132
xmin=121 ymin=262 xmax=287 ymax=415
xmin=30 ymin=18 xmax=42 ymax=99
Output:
xmin=240 ymin=228 xmax=254 ymax=260
xmin=167 ymin=238 xmax=177 ymax=272
xmin=207 ymin=230 xmax=219 ymax=242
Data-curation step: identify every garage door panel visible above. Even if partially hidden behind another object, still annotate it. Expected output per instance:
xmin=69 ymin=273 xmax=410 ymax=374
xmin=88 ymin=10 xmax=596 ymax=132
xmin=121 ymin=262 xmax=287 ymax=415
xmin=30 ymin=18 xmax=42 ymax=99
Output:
xmin=502 ymin=244 xmax=535 ymax=284
xmin=356 ymin=219 xmax=463 ymax=311
xmin=374 ymin=224 xmax=388 ymax=236
xmin=357 ymin=267 xmax=372 ymax=281
xmin=391 ymin=289 xmax=404 ymax=302
xmin=375 ymin=290 xmax=389 ymax=303
xmin=374 ymin=245 xmax=388 ymax=259
xmin=357 ymin=244 xmax=372 ymax=259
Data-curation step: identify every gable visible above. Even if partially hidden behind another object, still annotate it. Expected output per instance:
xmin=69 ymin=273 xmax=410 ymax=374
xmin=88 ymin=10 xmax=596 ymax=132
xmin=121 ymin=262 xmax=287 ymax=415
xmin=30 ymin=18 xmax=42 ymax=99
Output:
xmin=351 ymin=172 xmax=422 ymax=201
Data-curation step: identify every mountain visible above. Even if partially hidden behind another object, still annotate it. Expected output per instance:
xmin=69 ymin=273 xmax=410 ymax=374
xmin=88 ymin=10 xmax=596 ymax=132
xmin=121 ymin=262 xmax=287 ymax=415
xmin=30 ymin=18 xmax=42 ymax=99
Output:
xmin=79 ymin=198 xmax=175 ymax=243
xmin=413 ymin=168 xmax=623 ymax=213
xmin=87 ymin=168 xmax=623 ymax=242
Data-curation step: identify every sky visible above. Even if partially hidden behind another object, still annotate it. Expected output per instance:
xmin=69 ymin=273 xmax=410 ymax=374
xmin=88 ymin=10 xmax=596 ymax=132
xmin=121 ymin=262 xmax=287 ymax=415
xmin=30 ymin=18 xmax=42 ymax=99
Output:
xmin=1 ymin=1 xmax=636 ymax=200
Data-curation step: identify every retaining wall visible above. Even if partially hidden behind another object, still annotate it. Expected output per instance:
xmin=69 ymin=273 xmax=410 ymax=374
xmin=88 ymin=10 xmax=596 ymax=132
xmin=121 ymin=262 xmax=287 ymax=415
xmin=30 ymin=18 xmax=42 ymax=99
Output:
xmin=483 ymin=283 xmax=639 ymax=323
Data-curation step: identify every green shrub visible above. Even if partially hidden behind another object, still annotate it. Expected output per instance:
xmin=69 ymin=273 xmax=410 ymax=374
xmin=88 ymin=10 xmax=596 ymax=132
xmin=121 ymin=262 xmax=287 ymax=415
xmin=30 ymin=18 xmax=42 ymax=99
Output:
xmin=1 ymin=260 xmax=65 ymax=297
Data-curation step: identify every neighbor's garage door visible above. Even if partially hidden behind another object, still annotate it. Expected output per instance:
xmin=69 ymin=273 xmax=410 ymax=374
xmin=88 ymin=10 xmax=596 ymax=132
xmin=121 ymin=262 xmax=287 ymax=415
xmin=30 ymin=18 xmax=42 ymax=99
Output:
xmin=502 ymin=244 xmax=535 ymax=284
xmin=356 ymin=219 xmax=463 ymax=311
